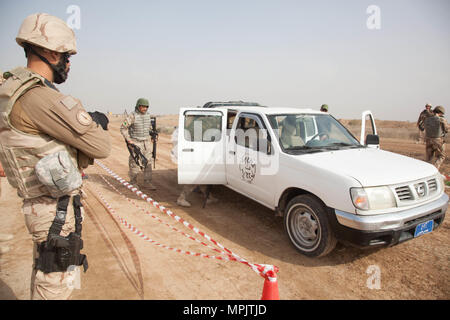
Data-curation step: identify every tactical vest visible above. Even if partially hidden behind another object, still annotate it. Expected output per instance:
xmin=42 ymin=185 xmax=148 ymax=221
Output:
xmin=424 ymin=115 xmax=443 ymax=139
xmin=0 ymin=67 xmax=78 ymax=199
xmin=129 ymin=112 xmax=151 ymax=140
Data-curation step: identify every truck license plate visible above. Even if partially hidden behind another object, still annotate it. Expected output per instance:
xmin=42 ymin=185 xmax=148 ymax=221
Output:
xmin=414 ymin=220 xmax=434 ymax=238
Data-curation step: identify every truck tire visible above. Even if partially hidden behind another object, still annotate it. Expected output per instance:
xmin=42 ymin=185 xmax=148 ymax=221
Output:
xmin=284 ymin=194 xmax=337 ymax=257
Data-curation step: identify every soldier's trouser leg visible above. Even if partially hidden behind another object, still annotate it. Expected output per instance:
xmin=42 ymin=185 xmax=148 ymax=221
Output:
xmin=425 ymin=139 xmax=433 ymax=163
xmin=23 ymin=195 xmax=81 ymax=300
xmin=128 ymin=154 xmax=140 ymax=184
xmin=142 ymin=140 xmax=153 ymax=183
xmin=418 ymin=129 xmax=425 ymax=143
xmin=433 ymin=139 xmax=446 ymax=169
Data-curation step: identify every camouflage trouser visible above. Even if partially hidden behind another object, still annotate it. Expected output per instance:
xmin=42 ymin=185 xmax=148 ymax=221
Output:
xmin=178 ymin=185 xmax=206 ymax=201
xmin=22 ymin=194 xmax=83 ymax=300
xmin=425 ymin=137 xmax=446 ymax=169
xmin=128 ymin=139 xmax=153 ymax=183
xmin=418 ymin=129 xmax=425 ymax=143
xmin=177 ymin=185 xmax=216 ymax=202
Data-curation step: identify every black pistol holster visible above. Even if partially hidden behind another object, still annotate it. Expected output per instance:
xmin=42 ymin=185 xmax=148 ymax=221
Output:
xmin=35 ymin=195 xmax=88 ymax=274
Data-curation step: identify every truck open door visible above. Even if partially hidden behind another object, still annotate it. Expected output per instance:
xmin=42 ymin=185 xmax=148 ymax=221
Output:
xmin=360 ymin=110 xmax=380 ymax=149
xmin=177 ymin=108 xmax=227 ymax=184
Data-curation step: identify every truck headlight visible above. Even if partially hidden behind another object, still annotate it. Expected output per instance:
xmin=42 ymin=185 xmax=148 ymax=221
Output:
xmin=351 ymin=187 xmax=396 ymax=211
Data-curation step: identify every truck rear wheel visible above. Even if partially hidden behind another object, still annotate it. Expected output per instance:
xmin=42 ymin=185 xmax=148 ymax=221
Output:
xmin=284 ymin=194 xmax=337 ymax=257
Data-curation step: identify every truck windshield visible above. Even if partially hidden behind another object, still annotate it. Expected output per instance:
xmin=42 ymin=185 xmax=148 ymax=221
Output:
xmin=267 ymin=114 xmax=362 ymax=154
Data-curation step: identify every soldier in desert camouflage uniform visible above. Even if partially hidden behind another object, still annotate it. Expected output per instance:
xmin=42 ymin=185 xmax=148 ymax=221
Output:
xmin=424 ymin=106 xmax=448 ymax=170
xmin=0 ymin=69 xmax=3 ymax=199
xmin=0 ymin=71 xmax=13 ymax=254
xmin=120 ymin=98 xmax=156 ymax=190
xmin=0 ymin=123 xmax=14 ymax=254
xmin=0 ymin=13 xmax=111 ymax=299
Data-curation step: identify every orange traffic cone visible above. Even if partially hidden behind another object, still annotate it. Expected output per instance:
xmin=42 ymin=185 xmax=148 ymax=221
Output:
xmin=261 ymin=270 xmax=279 ymax=300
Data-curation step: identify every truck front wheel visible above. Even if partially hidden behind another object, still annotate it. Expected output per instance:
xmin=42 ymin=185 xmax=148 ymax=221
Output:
xmin=284 ymin=194 xmax=337 ymax=257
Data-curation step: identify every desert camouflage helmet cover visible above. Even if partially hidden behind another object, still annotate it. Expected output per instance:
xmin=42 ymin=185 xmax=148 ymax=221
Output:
xmin=16 ymin=13 xmax=77 ymax=54
xmin=434 ymin=106 xmax=445 ymax=114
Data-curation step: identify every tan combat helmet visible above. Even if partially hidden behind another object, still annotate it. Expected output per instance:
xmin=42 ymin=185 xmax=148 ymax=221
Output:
xmin=434 ymin=106 xmax=445 ymax=115
xmin=16 ymin=13 xmax=77 ymax=55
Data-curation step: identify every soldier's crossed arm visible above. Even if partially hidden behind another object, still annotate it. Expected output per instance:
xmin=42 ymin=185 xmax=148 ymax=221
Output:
xmin=17 ymin=86 xmax=111 ymax=159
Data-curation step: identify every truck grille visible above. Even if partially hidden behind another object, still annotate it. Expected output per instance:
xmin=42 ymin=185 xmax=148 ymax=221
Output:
xmin=395 ymin=186 xmax=413 ymax=201
xmin=393 ymin=177 xmax=441 ymax=206
xmin=428 ymin=179 xmax=438 ymax=192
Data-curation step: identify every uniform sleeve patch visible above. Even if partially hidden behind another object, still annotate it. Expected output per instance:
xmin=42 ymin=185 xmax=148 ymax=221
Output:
xmin=60 ymin=96 xmax=78 ymax=110
xmin=77 ymin=110 xmax=93 ymax=126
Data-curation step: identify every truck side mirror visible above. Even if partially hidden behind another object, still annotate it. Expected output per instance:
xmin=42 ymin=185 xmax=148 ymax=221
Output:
xmin=365 ymin=134 xmax=380 ymax=148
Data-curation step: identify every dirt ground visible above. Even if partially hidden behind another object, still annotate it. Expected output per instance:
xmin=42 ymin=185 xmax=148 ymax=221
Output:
xmin=0 ymin=115 xmax=449 ymax=300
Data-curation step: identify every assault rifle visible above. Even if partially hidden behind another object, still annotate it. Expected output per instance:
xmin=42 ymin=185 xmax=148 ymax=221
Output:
xmin=125 ymin=139 xmax=148 ymax=170
xmin=149 ymin=117 xmax=159 ymax=168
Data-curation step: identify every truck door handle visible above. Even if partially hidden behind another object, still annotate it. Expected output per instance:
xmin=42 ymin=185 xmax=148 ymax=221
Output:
xmin=183 ymin=148 xmax=194 ymax=152
xmin=229 ymin=151 xmax=235 ymax=155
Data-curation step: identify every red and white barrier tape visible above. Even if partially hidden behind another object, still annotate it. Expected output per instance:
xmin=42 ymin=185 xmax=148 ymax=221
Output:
xmin=93 ymin=160 xmax=279 ymax=279
xmin=87 ymin=182 xmax=241 ymax=262
xmin=96 ymin=172 xmax=229 ymax=256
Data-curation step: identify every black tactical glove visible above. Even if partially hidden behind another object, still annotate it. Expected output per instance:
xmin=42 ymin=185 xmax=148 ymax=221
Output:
xmin=88 ymin=111 xmax=109 ymax=130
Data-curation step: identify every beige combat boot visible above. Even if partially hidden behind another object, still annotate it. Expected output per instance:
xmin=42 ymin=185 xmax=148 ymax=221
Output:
xmin=176 ymin=196 xmax=191 ymax=207
xmin=143 ymin=180 xmax=156 ymax=191
xmin=206 ymin=194 xmax=219 ymax=204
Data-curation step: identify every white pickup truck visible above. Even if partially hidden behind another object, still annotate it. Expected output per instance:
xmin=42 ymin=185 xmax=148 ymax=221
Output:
xmin=177 ymin=101 xmax=448 ymax=257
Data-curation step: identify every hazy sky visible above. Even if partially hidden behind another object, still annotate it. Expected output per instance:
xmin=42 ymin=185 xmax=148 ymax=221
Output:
xmin=1 ymin=0 xmax=449 ymax=121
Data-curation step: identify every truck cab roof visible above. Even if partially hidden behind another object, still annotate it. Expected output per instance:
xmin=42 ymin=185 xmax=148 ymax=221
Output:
xmin=207 ymin=105 xmax=324 ymax=116
xmin=202 ymin=101 xmax=324 ymax=116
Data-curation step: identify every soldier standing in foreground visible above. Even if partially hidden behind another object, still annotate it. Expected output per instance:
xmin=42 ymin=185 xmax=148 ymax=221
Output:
xmin=120 ymin=98 xmax=157 ymax=190
xmin=424 ymin=106 xmax=448 ymax=170
xmin=0 ymin=71 xmax=13 ymax=255
xmin=0 ymin=13 xmax=111 ymax=299
xmin=417 ymin=104 xmax=433 ymax=144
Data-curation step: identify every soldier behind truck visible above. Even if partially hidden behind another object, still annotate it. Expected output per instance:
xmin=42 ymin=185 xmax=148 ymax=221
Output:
xmin=424 ymin=106 xmax=448 ymax=170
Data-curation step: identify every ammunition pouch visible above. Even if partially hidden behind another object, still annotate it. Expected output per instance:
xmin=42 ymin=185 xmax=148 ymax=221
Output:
xmin=35 ymin=150 xmax=82 ymax=198
xmin=35 ymin=195 xmax=88 ymax=274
